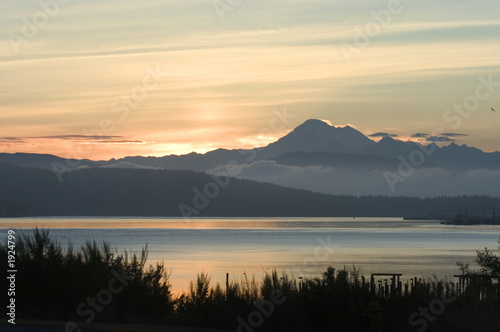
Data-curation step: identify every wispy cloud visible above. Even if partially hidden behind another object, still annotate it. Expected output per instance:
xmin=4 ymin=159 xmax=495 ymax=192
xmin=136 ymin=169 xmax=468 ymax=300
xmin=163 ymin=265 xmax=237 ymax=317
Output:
xmin=369 ymin=132 xmax=398 ymax=138
xmin=424 ymin=132 xmax=468 ymax=142
xmin=0 ymin=137 xmax=25 ymax=143
xmin=40 ymin=135 xmax=123 ymax=140
xmin=440 ymin=133 xmax=468 ymax=137
xmin=208 ymin=160 xmax=333 ymax=180
xmin=0 ymin=135 xmax=144 ymax=144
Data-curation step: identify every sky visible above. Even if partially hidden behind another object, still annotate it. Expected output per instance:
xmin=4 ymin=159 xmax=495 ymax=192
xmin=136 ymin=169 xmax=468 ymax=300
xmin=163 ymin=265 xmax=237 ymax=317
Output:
xmin=1 ymin=0 xmax=499 ymax=160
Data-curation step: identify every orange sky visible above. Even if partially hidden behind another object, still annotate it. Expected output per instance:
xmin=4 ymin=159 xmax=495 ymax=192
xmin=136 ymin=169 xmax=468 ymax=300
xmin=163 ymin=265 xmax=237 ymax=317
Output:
xmin=1 ymin=1 xmax=500 ymax=160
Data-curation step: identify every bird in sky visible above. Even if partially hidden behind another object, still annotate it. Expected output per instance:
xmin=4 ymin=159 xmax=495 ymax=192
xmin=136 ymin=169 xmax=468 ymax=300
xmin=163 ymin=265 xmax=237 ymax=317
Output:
xmin=492 ymin=107 xmax=496 ymax=112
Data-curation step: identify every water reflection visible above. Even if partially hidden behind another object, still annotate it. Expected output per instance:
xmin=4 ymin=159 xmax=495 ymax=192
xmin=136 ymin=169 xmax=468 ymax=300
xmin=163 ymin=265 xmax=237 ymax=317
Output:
xmin=1 ymin=217 xmax=498 ymax=294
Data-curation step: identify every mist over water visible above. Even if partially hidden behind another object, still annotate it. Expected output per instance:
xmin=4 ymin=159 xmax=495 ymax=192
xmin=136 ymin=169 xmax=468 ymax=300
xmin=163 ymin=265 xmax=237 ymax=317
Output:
xmin=2 ymin=217 xmax=499 ymax=294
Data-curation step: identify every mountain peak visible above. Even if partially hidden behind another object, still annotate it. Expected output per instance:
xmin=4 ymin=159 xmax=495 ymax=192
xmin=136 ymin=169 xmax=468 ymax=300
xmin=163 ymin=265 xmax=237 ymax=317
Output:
xmin=443 ymin=142 xmax=470 ymax=150
xmin=379 ymin=136 xmax=397 ymax=144
xmin=299 ymin=119 xmax=333 ymax=129
xmin=259 ymin=119 xmax=374 ymax=158
xmin=290 ymin=119 xmax=368 ymax=140
xmin=295 ymin=119 xmax=360 ymax=131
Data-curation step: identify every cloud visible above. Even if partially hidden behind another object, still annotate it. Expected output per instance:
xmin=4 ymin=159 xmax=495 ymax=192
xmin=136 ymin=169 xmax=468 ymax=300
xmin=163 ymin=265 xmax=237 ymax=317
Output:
xmin=411 ymin=133 xmax=429 ymax=138
xmin=100 ymin=162 xmax=161 ymax=170
xmin=243 ymin=160 xmax=333 ymax=178
xmin=318 ymin=119 xmax=333 ymax=126
xmin=0 ymin=135 xmax=144 ymax=144
xmin=369 ymin=132 xmax=399 ymax=138
xmin=211 ymin=162 xmax=500 ymax=197
xmin=425 ymin=132 xmax=468 ymax=142
xmin=0 ymin=137 xmax=25 ymax=143
xmin=236 ymin=130 xmax=292 ymax=149
xmin=409 ymin=167 xmax=451 ymax=180
xmin=41 ymin=135 xmax=123 ymax=140
xmin=464 ymin=168 xmax=500 ymax=179
xmin=208 ymin=160 xmax=333 ymax=179
xmin=440 ymin=133 xmax=468 ymax=137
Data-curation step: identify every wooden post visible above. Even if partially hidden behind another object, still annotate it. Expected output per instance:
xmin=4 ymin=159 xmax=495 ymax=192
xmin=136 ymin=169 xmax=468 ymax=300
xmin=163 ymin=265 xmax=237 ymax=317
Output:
xmin=391 ymin=275 xmax=396 ymax=298
xmin=371 ymin=275 xmax=375 ymax=295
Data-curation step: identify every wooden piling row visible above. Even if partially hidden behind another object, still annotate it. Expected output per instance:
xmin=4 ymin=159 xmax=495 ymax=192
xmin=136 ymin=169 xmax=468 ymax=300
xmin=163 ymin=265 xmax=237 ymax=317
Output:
xmin=364 ymin=273 xmax=499 ymax=300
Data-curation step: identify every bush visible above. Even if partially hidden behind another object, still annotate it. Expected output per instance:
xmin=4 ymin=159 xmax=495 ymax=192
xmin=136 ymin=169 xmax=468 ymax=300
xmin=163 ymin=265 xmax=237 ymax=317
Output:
xmin=0 ymin=228 xmax=173 ymax=324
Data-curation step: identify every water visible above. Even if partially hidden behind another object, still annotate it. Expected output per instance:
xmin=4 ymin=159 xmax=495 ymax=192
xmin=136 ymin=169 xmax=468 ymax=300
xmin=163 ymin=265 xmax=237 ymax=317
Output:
xmin=1 ymin=217 xmax=499 ymax=294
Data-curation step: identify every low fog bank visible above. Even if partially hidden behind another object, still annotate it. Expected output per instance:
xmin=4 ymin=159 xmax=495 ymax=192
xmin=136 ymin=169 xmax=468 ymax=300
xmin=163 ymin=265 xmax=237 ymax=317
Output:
xmin=209 ymin=160 xmax=500 ymax=197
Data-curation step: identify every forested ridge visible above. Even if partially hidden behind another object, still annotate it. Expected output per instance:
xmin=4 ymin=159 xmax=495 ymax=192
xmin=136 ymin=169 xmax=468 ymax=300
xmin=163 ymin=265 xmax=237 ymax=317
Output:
xmin=0 ymin=163 xmax=498 ymax=218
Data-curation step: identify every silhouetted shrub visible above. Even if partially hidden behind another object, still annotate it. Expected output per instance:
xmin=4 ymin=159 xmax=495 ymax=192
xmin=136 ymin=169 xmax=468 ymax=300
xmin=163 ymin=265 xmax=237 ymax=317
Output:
xmin=0 ymin=228 xmax=173 ymax=324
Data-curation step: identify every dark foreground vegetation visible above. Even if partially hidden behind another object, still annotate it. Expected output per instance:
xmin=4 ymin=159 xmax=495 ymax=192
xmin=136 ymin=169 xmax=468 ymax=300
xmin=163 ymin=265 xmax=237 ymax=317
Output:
xmin=1 ymin=229 xmax=499 ymax=332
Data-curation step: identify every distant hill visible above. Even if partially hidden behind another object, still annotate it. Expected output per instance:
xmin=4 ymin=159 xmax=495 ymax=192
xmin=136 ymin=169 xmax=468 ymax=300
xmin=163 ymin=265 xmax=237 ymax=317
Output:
xmin=1 ymin=163 xmax=499 ymax=218
xmin=0 ymin=152 xmax=105 ymax=170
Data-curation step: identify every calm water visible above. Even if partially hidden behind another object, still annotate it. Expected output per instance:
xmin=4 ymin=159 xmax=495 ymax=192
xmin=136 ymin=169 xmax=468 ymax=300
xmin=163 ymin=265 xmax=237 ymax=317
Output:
xmin=1 ymin=217 xmax=499 ymax=294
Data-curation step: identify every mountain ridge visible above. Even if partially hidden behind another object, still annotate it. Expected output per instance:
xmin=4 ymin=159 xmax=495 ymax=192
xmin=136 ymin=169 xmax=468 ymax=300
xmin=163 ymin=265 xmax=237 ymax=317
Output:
xmin=1 ymin=119 xmax=497 ymax=171
xmin=1 ymin=119 xmax=499 ymax=197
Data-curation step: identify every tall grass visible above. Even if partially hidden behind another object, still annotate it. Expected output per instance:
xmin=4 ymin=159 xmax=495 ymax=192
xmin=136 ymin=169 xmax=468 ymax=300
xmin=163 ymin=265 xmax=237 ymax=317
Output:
xmin=1 ymin=229 xmax=499 ymax=331
xmin=0 ymin=228 xmax=172 ymax=324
